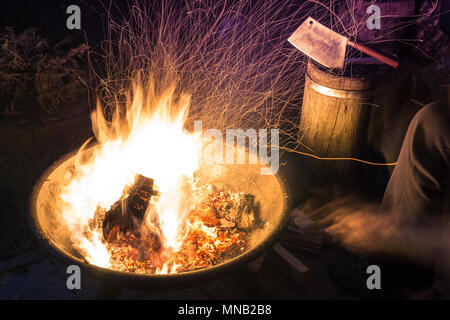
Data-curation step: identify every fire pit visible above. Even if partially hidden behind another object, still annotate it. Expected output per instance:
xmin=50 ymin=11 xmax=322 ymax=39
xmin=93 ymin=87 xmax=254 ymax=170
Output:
xmin=29 ymin=145 xmax=290 ymax=290
xmin=27 ymin=82 xmax=290 ymax=290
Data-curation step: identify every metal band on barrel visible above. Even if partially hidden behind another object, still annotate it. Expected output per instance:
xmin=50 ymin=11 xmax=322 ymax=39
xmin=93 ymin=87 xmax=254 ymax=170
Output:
xmin=306 ymin=73 xmax=372 ymax=100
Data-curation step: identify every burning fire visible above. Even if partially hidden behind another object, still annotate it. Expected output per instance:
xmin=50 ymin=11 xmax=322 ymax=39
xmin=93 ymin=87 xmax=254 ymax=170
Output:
xmin=58 ymin=81 xmax=253 ymax=274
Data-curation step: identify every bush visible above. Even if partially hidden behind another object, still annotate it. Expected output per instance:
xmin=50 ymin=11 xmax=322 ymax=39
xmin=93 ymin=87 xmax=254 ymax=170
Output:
xmin=0 ymin=28 xmax=87 ymax=123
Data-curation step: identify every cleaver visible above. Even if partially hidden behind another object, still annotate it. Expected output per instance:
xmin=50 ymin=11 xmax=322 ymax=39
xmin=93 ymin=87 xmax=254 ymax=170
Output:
xmin=288 ymin=17 xmax=398 ymax=69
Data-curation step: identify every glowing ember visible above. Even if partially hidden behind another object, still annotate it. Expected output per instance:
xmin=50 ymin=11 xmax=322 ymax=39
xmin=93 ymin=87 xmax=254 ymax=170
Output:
xmin=105 ymin=190 xmax=251 ymax=274
xmin=58 ymin=81 xmax=257 ymax=274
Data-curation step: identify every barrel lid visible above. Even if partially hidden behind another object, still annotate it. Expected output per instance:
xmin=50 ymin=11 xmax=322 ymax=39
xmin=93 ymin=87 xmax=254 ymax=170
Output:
xmin=307 ymin=59 xmax=391 ymax=91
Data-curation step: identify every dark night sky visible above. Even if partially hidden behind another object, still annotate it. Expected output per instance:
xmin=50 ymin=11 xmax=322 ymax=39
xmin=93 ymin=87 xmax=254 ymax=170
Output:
xmin=4 ymin=1 xmax=448 ymax=47
xmin=1 ymin=0 xmax=448 ymax=65
xmin=0 ymin=0 xmax=129 ymax=48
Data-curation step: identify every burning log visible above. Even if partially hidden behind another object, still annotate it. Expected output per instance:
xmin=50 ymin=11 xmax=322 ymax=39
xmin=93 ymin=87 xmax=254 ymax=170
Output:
xmin=102 ymin=175 xmax=157 ymax=240
xmin=93 ymin=181 xmax=259 ymax=274
xmin=206 ymin=192 xmax=257 ymax=230
xmin=237 ymin=194 xmax=256 ymax=230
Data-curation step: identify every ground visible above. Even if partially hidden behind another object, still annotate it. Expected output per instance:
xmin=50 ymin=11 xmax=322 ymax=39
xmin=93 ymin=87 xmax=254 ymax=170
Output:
xmin=0 ymin=154 xmax=52 ymax=261
xmin=0 ymin=246 xmax=352 ymax=300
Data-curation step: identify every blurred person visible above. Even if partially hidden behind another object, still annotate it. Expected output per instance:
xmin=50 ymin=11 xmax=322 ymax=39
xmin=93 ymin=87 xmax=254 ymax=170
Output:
xmin=379 ymin=2 xmax=450 ymax=298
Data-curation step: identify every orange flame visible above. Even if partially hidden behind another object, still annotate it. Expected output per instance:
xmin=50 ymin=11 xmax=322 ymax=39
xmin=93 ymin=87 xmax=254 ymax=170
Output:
xmin=59 ymin=81 xmax=203 ymax=270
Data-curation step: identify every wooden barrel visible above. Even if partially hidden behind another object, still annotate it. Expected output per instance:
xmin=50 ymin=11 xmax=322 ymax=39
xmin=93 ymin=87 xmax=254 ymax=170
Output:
xmin=299 ymin=60 xmax=377 ymax=189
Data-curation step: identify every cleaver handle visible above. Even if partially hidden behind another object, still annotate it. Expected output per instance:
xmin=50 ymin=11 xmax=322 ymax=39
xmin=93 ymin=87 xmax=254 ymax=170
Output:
xmin=347 ymin=40 xmax=399 ymax=68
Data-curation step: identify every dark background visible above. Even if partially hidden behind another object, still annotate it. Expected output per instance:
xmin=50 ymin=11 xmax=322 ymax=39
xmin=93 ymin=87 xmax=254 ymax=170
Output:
xmin=1 ymin=1 xmax=107 ymax=48
xmin=0 ymin=0 xmax=113 ymax=261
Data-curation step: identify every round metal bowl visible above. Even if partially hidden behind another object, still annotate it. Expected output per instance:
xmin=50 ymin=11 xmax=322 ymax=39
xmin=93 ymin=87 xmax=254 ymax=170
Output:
xmin=28 ymin=146 xmax=291 ymax=290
